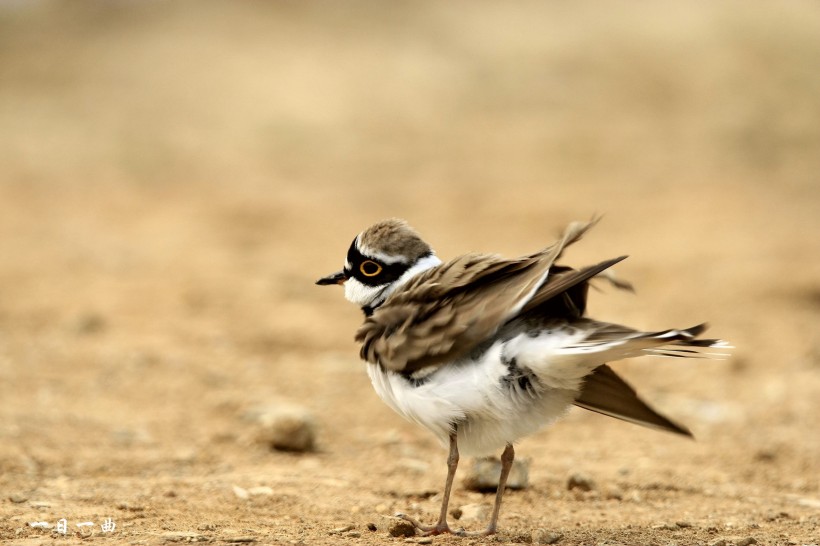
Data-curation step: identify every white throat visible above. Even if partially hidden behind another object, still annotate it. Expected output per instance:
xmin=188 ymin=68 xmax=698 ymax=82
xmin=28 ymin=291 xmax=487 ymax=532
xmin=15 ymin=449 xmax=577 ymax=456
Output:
xmin=344 ymin=253 xmax=442 ymax=309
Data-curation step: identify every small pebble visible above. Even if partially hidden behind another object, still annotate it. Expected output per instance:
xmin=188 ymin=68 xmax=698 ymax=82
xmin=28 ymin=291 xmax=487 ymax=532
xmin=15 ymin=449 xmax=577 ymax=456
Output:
xmin=676 ymin=521 xmax=693 ymax=528
xmin=463 ymin=457 xmax=530 ymax=492
xmin=625 ymin=490 xmax=642 ymax=503
xmin=716 ymin=537 xmax=755 ymax=546
xmin=797 ymin=497 xmax=820 ymax=509
xmin=116 ymin=502 xmax=146 ymax=511
xmin=366 ymin=523 xmax=377 ymax=532
xmin=764 ymin=511 xmax=790 ymax=522
xmin=652 ymin=523 xmax=678 ymax=531
xmin=9 ymin=494 xmax=28 ymax=504
xmin=388 ymin=519 xmax=416 ymax=537
xmin=417 ymin=538 xmax=433 ymax=544
xmin=604 ymin=485 xmax=623 ymax=500
xmin=161 ymin=531 xmax=204 ymax=542
xmin=735 ymin=539 xmax=757 ymax=546
xmin=232 ymin=485 xmax=249 ymax=500
xmin=253 ymin=403 xmax=316 ymax=452
xmin=248 ymin=486 xmax=274 ymax=496
xmin=753 ymin=448 xmax=777 ymax=462
xmin=532 ymin=528 xmax=563 ymax=544
xmin=330 ymin=525 xmax=354 ymax=534
xmin=567 ymin=472 xmax=596 ymax=492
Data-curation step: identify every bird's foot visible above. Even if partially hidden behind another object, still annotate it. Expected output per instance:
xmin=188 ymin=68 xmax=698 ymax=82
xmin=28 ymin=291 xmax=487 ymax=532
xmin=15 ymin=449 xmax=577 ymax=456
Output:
xmin=396 ymin=513 xmax=497 ymax=537
xmin=396 ymin=513 xmax=463 ymax=536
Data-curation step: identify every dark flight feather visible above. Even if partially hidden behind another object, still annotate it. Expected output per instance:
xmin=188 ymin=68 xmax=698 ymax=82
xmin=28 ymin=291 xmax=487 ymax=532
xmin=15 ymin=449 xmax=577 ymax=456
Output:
xmin=574 ymin=364 xmax=692 ymax=437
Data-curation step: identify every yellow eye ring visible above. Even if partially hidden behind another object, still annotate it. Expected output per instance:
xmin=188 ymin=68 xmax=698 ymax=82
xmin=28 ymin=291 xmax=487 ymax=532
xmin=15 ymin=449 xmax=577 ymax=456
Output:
xmin=360 ymin=260 xmax=383 ymax=277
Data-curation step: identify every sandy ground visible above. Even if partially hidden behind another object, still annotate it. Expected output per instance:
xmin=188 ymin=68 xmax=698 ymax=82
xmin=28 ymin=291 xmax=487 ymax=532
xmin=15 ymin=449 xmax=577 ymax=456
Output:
xmin=2 ymin=2 xmax=820 ymax=545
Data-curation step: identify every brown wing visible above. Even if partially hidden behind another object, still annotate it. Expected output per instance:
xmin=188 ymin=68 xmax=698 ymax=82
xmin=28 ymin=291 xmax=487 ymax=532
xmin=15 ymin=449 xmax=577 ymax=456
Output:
xmin=356 ymin=253 xmax=539 ymax=373
xmin=355 ymin=220 xmax=610 ymax=373
xmin=574 ymin=364 xmax=692 ymax=437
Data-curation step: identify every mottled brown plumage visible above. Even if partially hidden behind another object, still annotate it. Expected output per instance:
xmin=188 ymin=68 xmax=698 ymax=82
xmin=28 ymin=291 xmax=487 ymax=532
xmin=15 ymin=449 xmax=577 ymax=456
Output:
xmin=355 ymin=220 xmax=611 ymax=373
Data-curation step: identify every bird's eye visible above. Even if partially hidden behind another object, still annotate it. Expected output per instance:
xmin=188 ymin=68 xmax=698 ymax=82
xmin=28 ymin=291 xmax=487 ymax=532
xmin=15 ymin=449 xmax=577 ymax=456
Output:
xmin=360 ymin=260 xmax=382 ymax=277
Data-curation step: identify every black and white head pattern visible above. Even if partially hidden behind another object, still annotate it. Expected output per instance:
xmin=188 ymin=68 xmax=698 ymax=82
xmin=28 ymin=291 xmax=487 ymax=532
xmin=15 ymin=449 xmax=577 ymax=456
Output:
xmin=342 ymin=219 xmax=440 ymax=314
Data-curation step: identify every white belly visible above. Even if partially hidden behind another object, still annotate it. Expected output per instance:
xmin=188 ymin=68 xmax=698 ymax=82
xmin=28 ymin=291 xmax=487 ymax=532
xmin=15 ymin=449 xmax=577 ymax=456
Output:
xmin=365 ymin=340 xmax=578 ymax=456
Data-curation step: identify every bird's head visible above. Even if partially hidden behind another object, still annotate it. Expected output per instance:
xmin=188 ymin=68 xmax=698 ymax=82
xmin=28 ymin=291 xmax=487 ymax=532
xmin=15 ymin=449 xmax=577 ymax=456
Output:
xmin=316 ymin=219 xmax=441 ymax=315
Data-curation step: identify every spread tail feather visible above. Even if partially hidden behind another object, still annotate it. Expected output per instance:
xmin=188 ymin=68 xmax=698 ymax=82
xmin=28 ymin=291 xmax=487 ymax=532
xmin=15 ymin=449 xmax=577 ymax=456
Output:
xmin=565 ymin=322 xmax=731 ymax=362
xmin=574 ymin=364 xmax=692 ymax=437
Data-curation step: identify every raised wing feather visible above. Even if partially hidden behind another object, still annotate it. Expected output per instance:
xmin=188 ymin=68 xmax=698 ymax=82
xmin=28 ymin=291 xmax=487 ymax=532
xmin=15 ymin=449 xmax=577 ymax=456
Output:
xmin=521 ymin=256 xmax=628 ymax=317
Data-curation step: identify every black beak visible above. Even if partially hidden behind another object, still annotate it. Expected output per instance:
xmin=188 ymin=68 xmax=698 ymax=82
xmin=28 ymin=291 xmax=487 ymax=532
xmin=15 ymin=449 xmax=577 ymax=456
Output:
xmin=316 ymin=271 xmax=347 ymax=286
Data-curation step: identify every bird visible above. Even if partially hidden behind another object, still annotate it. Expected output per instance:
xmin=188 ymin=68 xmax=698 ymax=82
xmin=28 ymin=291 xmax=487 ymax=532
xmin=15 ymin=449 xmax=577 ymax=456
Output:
xmin=316 ymin=218 xmax=728 ymax=536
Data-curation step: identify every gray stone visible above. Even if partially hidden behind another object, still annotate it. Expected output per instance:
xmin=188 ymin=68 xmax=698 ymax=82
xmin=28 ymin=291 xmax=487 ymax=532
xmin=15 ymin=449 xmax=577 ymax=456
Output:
xmin=388 ymin=519 xmax=416 ymax=537
xmin=253 ymin=403 xmax=316 ymax=452
xmin=532 ymin=528 xmax=563 ymax=544
xmin=735 ymin=539 xmax=757 ymax=546
xmin=604 ymin=485 xmax=624 ymax=500
xmin=567 ymin=472 xmax=596 ymax=492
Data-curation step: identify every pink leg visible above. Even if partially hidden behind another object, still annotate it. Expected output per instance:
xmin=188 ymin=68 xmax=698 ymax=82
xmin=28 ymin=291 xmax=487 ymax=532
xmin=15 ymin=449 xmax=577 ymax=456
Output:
xmin=398 ymin=431 xmax=460 ymax=535
xmin=398 ymin=436 xmax=515 ymax=536
xmin=484 ymin=443 xmax=514 ymax=535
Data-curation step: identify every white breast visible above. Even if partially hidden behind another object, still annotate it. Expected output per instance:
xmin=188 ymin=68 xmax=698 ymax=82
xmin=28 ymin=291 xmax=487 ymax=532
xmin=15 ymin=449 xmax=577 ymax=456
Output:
xmin=366 ymin=339 xmax=579 ymax=456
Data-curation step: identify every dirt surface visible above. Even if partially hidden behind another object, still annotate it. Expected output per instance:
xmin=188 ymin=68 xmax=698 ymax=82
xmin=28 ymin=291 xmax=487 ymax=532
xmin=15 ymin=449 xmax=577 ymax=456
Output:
xmin=2 ymin=2 xmax=820 ymax=545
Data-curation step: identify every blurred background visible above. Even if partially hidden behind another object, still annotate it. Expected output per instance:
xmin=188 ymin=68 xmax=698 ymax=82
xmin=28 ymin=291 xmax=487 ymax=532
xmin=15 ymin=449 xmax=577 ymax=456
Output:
xmin=1 ymin=1 xmax=819 ymax=543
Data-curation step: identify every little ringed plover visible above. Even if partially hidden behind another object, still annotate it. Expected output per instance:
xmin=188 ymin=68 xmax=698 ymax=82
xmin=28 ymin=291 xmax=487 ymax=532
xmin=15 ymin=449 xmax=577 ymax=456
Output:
xmin=316 ymin=218 xmax=728 ymax=536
